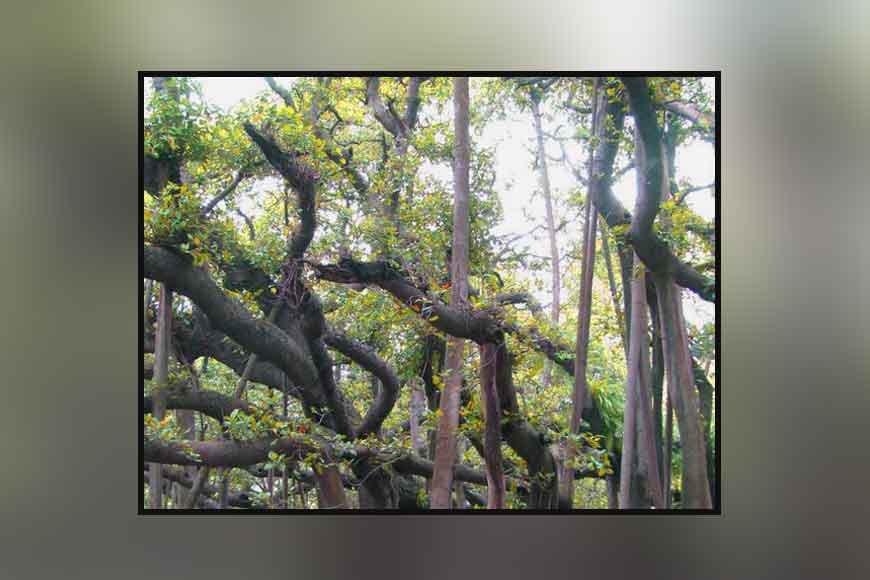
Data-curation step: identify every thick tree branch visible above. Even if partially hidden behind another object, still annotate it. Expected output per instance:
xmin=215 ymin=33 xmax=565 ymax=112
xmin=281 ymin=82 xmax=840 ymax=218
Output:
xmin=312 ymin=259 xmax=502 ymax=343
xmin=618 ymin=77 xmax=715 ymax=302
xmin=144 ymin=246 xmax=324 ymax=410
xmin=264 ymin=76 xmax=296 ymax=110
xmin=365 ymin=77 xmax=404 ymax=137
xmin=660 ymin=100 xmax=714 ymax=134
xmin=144 ymin=386 xmax=254 ymax=423
xmin=323 ymin=329 xmax=402 ymax=438
xmin=144 ymin=436 xmax=488 ymax=487
xmin=622 ymin=77 xmax=664 ymax=239
xmin=403 ymin=77 xmax=427 ymax=132
xmin=243 ymin=123 xmax=316 ymax=259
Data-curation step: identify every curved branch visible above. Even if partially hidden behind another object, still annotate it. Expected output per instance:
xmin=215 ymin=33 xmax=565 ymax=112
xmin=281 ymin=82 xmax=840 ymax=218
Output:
xmin=243 ymin=123 xmax=316 ymax=259
xmin=324 ymin=329 xmax=402 ymax=438
xmin=365 ymin=77 xmax=404 ymax=137
xmin=312 ymin=259 xmax=501 ymax=343
xmin=200 ymin=170 xmax=248 ymax=217
xmin=492 ymin=292 xmax=544 ymax=317
xmin=622 ymin=77 xmax=664 ymax=239
xmin=144 ymin=387 xmax=253 ymax=423
xmin=144 ymin=436 xmax=314 ymax=467
xmin=144 ymin=436 xmax=488 ymax=487
xmin=169 ymin=316 xmax=308 ymax=402
xmin=264 ymin=76 xmax=296 ymax=110
xmin=660 ymin=100 xmax=714 ymax=134
xmin=619 ymin=77 xmax=715 ymax=302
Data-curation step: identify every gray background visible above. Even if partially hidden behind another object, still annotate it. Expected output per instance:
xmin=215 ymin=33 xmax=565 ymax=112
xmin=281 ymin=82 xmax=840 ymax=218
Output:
xmin=0 ymin=1 xmax=867 ymax=578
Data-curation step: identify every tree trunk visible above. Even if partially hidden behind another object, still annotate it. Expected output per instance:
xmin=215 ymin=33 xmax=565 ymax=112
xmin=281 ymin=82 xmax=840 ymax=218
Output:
xmin=647 ymin=284 xmax=666 ymax=488
xmin=653 ymin=274 xmax=712 ymax=508
xmin=409 ymin=378 xmax=427 ymax=455
xmin=182 ymin=466 xmax=211 ymax=509
xmin=664 ymin=397 xmax=673 ymax=508
xmin=631 ymin=261 xmax=665 ymax=509
xmin=622 ymin=78 xmax=711 ymax=509
xmin=479 ymin=342 xmax=506 ymax=508
xmin=600 ymin=226 xmax=627 ymax=358
xmin=618 ymin=258 xmax=641 ymax=508
xmin=148 ymin=284 xmax=172 ymax=509
xmin=531 ymin=96 xmax=560 ymax=391
xmin=692 ymin=357 xmax=716 ymax=505
xmin=564 ymin=79 xmax=602 ymax=508
xmin=430 ymin=77 xmax=471 ymax=509
xmin=218 ymin=468 xmax=230 ymax=508
xmin=315 ymin=464 xmax=347 ymax=509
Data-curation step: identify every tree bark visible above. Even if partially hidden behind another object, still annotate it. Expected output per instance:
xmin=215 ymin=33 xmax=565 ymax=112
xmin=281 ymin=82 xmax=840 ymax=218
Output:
xmin=600 ymin=226 xmax=627 ymax=358
xmin=479 ymin=342 xmax=506 ymax=508
xmin=653 ymin=274 xmax=712 ymax=508
xmin=564 ymin=79 xmax=603 ymax=507
xmin=618 ymin=259 xmax=640 ymax=508
xmin=182 ymin=466 xmax=211 ymax=509
xmin=531 ymin=95 xmax=560 ymax=391
xmin=647 ymin=283 xmax=666 ymax=488
xmin=622 ymin=76 xmax=711 ymax=509
xmin=664 ymin=397 xmax=673 ymax=508
xmin=430 ymin=77 xmax=471 ymax=509
xmin=148 ymin=284 xmax=172 ymax=509
xmin=629 ymin=260 xmax=665 ymax=508
xmin=315 ymin=464 xmax=348 ymax=509
xmin=409 ymin=378 xmax=427 ymax=456
xmin=692 ymin=356 xmax=716 ymax=505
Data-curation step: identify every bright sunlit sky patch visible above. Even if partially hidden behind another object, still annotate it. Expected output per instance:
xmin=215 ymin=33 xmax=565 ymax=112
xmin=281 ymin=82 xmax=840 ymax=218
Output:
xmin=147 ymin=76 xmax=715 ymax=327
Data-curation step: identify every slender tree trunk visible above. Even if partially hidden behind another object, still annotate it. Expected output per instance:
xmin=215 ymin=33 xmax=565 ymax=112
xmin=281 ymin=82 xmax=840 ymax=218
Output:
xmin=606 ymin=475 xmax=619 ymax=509
xmin=430 ymin=77 xmax=471 ymax=509
xmin=148 ymin=284 xmax=172 ymax=509
xmin=409 ymin=378 xmax=427 ymax=456
xmin=143 ymin=279 xmax=153 ymax=330
xmin=282 ymin=387 xmax=289 ymax=508
xmin=233 ymin=301 xmax=282 ymax=399
xmin=631 ymin=262 xmax=665 ymax=508
xmin=664 ymin=397 xmax=674 ymax=508
xmin=218 ymin=469 xmax=230 ymax=509
xmin=182 ymin=466 xmax=211 ymax=509
xmin=600 ymin=226 xmax=627 ymax=358
xmin=298 ymin=478 xmax=306 ymax=509
xmin=692 ymin=357 xmax=716 ymax=505
xmin=647 ymin=285 xmax=666 ymax=487
xmin=618 ymin=258 xmax=641 ymax=508
xmin=653 ymin=274 xmax=712 ymax=508
xmin=174 ymin=357 xmax=196 ymax=508
xmin=531 ymin=96 xmax=560 ymax=391
xmin=315 ymin=465 xmax=347 ymax=509
xmin=453 ymin=438 xmax=468 ymax=509
xmin=479 ymin=342 xmax=506 ymax=508
xmin=564 ymin=79 xmax=602 ymax=508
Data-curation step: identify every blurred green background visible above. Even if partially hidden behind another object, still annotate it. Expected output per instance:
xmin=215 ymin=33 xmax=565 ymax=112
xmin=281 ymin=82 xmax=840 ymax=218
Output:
xmin=0 ymin=1 xmax=867 ymax=578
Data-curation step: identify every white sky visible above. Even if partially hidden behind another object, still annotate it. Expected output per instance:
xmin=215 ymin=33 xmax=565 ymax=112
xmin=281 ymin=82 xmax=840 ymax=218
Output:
xmin=148 ymin=76 xmax=715 ymax=327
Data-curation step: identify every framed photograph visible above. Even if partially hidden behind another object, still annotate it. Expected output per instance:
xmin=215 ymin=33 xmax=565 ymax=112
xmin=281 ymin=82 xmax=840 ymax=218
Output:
xmin=141 ymin=73 xmax=719 ymax=513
